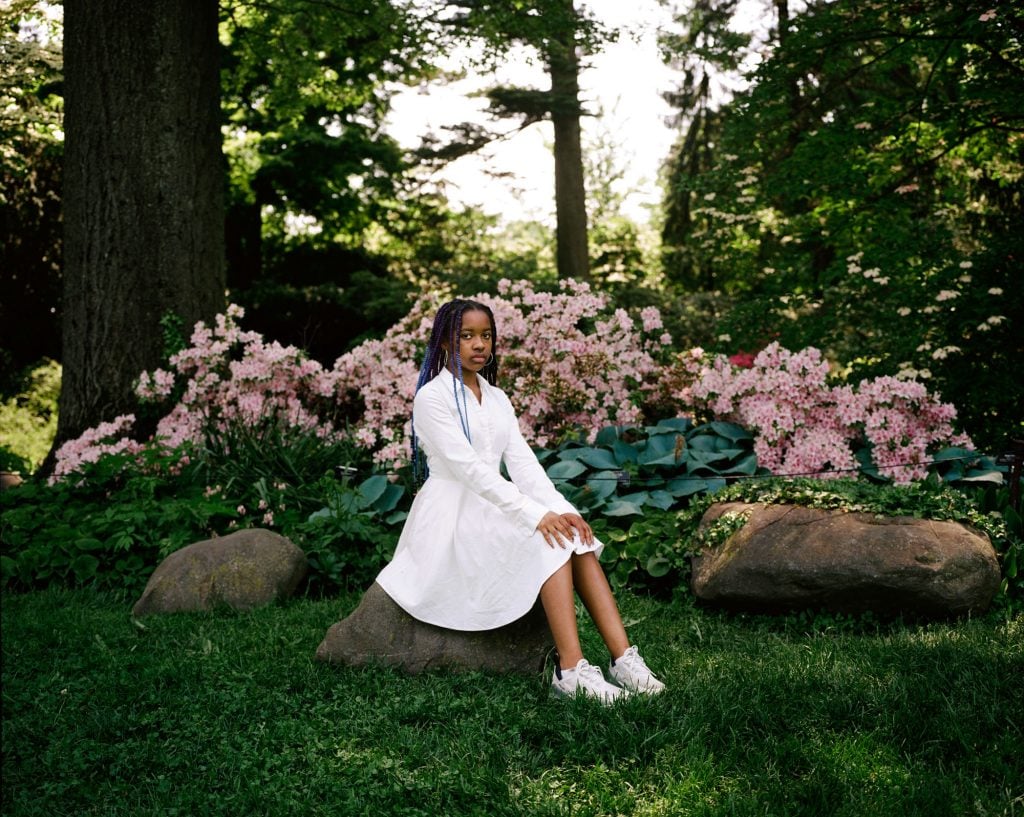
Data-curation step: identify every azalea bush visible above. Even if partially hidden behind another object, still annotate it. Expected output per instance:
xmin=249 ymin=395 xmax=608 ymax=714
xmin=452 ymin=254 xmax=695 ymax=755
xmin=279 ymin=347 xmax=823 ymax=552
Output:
xmin=52 ymin=305 xmax=351 ymax=482
xmin=335 ymin=277 xmax=674 ymax=466
xmin=52 ymin=280 xmax=673 ymax=480
xmin=679 ymin=342 xmax=972 ymax=484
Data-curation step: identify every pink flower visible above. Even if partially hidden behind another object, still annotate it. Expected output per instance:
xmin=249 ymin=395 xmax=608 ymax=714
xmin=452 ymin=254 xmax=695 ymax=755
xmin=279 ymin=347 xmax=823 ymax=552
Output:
xmin=688 ymin=342 xmax=969 ymax=484
xmin=728 ymin=351 xmax=757 ymax=368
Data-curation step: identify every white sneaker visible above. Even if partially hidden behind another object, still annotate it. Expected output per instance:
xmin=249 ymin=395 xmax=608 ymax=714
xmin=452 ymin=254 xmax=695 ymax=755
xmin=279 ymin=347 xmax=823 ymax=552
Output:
xmin=608 ymin=646 xmax=666 ymax=694
xmin=551 ymin=658 xmax=628 ymax=705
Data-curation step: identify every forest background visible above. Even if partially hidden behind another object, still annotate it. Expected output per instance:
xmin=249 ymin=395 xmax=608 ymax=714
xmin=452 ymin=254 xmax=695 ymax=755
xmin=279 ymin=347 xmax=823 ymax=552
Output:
xmin=1 ymin=0 xmax=1022 ymax=471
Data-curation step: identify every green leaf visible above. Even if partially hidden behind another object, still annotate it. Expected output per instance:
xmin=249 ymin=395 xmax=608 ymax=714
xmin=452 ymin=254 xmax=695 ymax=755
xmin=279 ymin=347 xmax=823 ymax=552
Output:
xmin=585 ymin=470 xmax=619 ymax=500
xmin=611 ymin=439 xmax=639 ymax=465
xmin=686 ymin=449 xmax=732 ymax=469
xmin=645 ymin=555 xmax=672 ymax=578
xmin=653 ymin=417 xmax=694 ymax=434
xmin=547 ymin=460 xmax=587 ymax=480
xmin=646 ymin=490 xmax=675 ymax=511
xmin=357 ymin=475 xmax=388 ymax=506
xmin=599 ymin=543 xmax=620 ymax=563
xmin=594 ymin=426 xmax=622 ymax=447
xmin=71 ymin=554 xmax=99 ymax=581
xmin=667 ymin=477 xmax=710 ymax=497
xmin=573 ymin=447 xmax=620 ymax=470
xmin=373 ymin=483 xmax=405 ymax=513
xmin=1003 ymin=546 xmax=1017 ymax=578
xmin=638 ymin=433 xmax=683 ymax=466
xmin=604 ymin=500 xmax=644 ymax=517
xmin=706 ymin=421 xmax=752 ymax=441
xmin=1003 ymin=506 xmax=1022 ymax=537
xmin=728 ymin=453 xmax=759 ymax=475
xmin=932 ymin=447 xmax=975 ymax=462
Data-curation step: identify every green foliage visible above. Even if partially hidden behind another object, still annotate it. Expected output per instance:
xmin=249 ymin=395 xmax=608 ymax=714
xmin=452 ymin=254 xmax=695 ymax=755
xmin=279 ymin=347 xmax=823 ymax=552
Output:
xmin=4 ymin=589 xmax=1021 ymax=815
xmin=0 ymin=430 xmax=411 ymax=594
xmin=190 ymin=417 xmax=374 ymax=514
xmin=541 ymin=417 xmax=761 ymax=592
xmin=0 ymin=2 xmax=63 ymax=372
xmin=158 ymin=311 xmax=187 ymax=361
xmin=543 ymin=417 xmax=761 ymax=519
xmin=219 ymin=0 xmax=443 ymax=358
xmin=0 ymin=451 xmax=239 ymax=592
xmin=0 ymin=357 xmax=60 ymax=472
xmin=591 ymin=508 xmax=693 ymax=593
xmin=659 ymin=0 xmax=1024 ymax=451
xmin=295 ymin=475 xmax=407 ymax=594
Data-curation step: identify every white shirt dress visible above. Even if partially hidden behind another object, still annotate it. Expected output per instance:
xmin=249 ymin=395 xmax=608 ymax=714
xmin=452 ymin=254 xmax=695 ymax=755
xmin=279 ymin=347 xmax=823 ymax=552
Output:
xmin=375 ymin=372 xmax=603 ymax=631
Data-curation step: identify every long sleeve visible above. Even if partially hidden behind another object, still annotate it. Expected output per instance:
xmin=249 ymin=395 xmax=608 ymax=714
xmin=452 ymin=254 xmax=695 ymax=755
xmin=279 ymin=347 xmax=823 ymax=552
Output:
xmin=499 ymin=393 xmax=579 ymax=518
xmin=413 ymin=381 xmax=550 ymax=535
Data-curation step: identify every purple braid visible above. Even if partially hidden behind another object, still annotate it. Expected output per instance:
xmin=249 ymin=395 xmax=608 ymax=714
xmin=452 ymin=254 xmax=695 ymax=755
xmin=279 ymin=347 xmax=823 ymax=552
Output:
xmin=411 ymin=299 xmax=499 ymax=482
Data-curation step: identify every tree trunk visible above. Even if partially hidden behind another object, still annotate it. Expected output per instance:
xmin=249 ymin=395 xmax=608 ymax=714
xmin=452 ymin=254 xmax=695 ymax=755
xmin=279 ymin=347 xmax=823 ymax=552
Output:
xmin=547 ymin=0 xmax=590 ymax=282
xmin=52 ymin=0 xmax=224 ymax=464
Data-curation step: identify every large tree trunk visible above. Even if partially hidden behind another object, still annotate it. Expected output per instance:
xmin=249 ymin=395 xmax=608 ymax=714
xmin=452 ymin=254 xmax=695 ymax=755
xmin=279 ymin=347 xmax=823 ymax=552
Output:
xmin=52 ymin=0 xmax=224 ymax=465
xmin=547 ymin=0 xmax=589 ymax=282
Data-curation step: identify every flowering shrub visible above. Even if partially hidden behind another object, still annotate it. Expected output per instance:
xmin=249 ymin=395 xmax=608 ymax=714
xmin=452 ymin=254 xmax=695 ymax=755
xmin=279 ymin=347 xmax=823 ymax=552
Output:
xmin=334 ymin=278 xmax=673 ymax=466
xmin=686 ymin=342 xmax=971 ymax=483
xmin=136 ymin=304 xmax=343 ymax=449
xmin=51 ymin=415 xmax=145 ymax=482
xmin=53 ymin=305 xmax=347 ymax=481
xmin=53 ymin=282 xmax=673 ymax=479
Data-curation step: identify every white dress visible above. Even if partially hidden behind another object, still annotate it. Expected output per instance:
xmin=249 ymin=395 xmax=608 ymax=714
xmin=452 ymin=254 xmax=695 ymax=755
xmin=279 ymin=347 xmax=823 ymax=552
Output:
xmin=375 ymin=372 xmax=602 ymax=631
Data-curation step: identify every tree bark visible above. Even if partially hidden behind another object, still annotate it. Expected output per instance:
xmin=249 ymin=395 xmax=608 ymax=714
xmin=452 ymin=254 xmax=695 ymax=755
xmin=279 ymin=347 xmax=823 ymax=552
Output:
xmin=53 ymin=0 xmax=224 ymax=463
xmin=547 ymin=0 xmax=590 ymax=282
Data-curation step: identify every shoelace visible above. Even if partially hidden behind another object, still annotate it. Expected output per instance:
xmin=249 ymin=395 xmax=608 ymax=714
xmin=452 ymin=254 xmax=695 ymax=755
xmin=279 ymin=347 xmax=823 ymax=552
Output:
xmin=577 ymin=661 xmax=607 ymax=685
xmin=617 ymin=646 xmax=651 ymax=675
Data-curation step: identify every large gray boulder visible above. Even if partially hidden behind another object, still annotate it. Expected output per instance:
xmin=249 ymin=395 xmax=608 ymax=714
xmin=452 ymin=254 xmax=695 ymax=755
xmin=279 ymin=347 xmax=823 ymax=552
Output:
xmin=691 ymin=502 xmax=1000 ymax=616
xmin=133 ymin=528 xmax=308 ymax=616
xmin=316 ymin=582 xmax=552 ymax=675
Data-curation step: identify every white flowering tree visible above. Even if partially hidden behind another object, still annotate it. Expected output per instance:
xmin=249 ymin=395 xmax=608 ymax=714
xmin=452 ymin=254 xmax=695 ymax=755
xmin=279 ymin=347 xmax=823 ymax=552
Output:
xmin=659 ymin=0 xmax=1023 ymax=450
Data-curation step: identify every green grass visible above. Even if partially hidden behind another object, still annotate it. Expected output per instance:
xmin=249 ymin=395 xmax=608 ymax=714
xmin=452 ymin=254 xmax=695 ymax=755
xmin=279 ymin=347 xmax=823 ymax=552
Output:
xmin=2 ymin=589 xmax=1022 ymax=817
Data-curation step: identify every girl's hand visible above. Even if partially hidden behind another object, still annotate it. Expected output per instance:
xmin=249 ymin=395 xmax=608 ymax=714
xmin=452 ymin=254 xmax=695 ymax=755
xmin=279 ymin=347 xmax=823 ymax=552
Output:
xmin=536 ymin=512 xmax=593 ymax=549
xmin=561 ymin=513 xmax=594 ymax=547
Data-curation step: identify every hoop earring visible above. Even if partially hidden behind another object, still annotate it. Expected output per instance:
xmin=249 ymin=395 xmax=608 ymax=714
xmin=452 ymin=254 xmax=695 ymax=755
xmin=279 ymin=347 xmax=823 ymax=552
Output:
xmin=484 ymin=353 xmax=494 ymax=366
xmin=440 ymin=349 xmax=449 ymax=368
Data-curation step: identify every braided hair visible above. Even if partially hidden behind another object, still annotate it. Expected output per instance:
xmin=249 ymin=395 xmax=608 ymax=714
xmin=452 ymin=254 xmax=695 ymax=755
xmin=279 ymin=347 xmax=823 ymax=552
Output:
xmin=411 ymin=299 xmax=499 ymax=481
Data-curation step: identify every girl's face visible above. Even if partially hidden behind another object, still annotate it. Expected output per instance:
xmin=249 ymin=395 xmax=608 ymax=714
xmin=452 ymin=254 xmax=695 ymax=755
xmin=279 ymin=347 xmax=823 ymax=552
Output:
xmin=450 ymin=309 xmax=493 ymax=374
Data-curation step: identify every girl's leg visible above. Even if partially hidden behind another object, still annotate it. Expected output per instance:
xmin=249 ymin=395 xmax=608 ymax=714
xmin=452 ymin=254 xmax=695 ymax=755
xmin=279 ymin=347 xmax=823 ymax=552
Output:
xmin=571 ymin=552 xmax=629 ymax=660
xmin=539 ymin=560 xmax=584 ymax=669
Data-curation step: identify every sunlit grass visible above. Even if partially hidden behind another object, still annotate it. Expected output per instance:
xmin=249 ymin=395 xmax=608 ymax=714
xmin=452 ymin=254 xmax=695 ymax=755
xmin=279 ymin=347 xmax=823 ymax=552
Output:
xmin=2 ymin=588 xmax=1021 ymax=816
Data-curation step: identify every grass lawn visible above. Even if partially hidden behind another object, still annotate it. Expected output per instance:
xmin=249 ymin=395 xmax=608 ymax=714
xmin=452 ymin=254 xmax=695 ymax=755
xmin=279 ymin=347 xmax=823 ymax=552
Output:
xmin=2 ymin=588 xmax=1022 ymax=816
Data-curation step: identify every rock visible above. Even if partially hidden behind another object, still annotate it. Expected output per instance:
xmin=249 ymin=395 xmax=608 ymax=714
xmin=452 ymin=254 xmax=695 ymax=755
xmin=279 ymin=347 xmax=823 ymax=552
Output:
xmin=691 ymin=502 xmax=1001 ymax=616
xmin=132 ymin=529 xmax=308 ymax=616
xmin=316 ymin=583 xmax=552 ymax=675
xmin=1 ymin=471 xmax=24 ymax=490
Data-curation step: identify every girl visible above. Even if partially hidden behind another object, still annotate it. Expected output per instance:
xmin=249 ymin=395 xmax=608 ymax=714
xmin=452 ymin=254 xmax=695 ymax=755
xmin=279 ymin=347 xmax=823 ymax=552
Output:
xmin=376 ymin=298 xmax=664 ymax=703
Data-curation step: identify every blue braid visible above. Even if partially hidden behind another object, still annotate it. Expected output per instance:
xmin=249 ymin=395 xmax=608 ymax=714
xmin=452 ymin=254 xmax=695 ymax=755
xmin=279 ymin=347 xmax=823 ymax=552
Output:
xmin=410 ymin=299 xmax=498 ymax=483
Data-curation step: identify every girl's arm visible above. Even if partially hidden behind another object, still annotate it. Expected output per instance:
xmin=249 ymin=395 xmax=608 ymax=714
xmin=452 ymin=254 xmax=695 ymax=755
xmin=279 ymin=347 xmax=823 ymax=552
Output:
xmin=499 ymin=394 xmax=578 ymax=517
